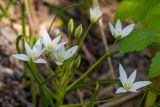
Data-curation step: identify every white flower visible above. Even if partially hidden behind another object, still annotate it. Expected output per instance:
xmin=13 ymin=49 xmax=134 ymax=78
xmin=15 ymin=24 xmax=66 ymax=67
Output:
xmin=53 ymin=45 xmax=78 ymax=65
xmin=116 ymin=64 xmax=151 ymax=93
xmin=12 ymin=39 xmax=46 ymax=63
xmin=41 ymin=29 xmax=67 ymax=52
xmin=109 ymin=19 xmax=134 ymax=38
xmin=90 ymin=6 xmax=102 ymax=23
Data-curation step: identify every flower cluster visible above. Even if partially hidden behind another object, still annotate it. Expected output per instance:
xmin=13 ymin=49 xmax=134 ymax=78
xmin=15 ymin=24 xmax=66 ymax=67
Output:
xmin=12 ymin=29 xmax=78 ymax=65
xmin=90 ymin=6 xmax=151 ymax=93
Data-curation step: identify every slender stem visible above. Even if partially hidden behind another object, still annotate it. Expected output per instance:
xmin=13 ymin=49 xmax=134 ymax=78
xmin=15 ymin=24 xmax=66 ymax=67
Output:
xmin=77 ymin=22 xmax=93 ymax=51
xmin=48 ymin=4 xmax=79 ymax=33
xmin=62 ymin=93 xmax=125 ymax=107
xmin=66 ymin=39 xmax=119 ymax=92
xmin=47 ymin=52 xmax=52 ymax=75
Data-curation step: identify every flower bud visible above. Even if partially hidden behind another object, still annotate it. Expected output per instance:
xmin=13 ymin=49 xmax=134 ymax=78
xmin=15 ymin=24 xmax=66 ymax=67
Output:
xmin=75 ymin=24 xmax=83 ymax=39
xmin=68 ymin=19 xmax=74 ymax=36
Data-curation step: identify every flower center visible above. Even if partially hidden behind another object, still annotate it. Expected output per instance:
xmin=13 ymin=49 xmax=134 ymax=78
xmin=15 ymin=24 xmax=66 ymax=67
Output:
xmin=115 ymin=30 xmax=122 ymax=37
xmin=29 ymin=53 xmax=36 ymax=61
xmin=48 ymin=43 xmax=54 ymax=51
xmin=124 ymin=82 xmax=132 ymax=90
xmin=58 ymin=55 xmax=64 ymax=61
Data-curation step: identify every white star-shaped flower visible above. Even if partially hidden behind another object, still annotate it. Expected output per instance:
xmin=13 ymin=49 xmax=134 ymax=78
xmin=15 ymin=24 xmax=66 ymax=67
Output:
xmin=53 ymin=45 xmax=78 ymax=65
xmin=41 ymin=29 xmax=67 ymax=52
xmin=90 ymin=6 xmax=102 ymax=23
xmin=12 ymin=39 xmax=46 ymax=63
xmin=109 ymin=19 xmax=134 ymax=38
xmin=116 ymin=64 xmax=151 ymax=93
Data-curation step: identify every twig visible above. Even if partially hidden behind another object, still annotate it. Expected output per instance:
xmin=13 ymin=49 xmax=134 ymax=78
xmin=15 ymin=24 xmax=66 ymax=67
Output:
xmin=99 ymin=90 xmax=144 ymax=107
xmin=77 ymin=90 xmax=85 ymax=107
xmin=82 ymin=44 xmax=96 ymax=65
xmin=24 ymin=0 xmax=39 ymax=35
xmin=99 ymin=19 xmax=116 ymax=82
xmin=16 ymin=95 xmax=35 ymax=107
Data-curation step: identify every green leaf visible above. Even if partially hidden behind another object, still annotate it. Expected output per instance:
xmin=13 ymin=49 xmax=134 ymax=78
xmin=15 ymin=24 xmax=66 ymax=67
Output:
xmin=66 ymin=79 xmax=119 ymax=93
xmin=148 ymin=51 xmax=160 ymax=78
xmin=120 ymin=28 xmax=160 ymax=53
xmin=115 ymin=0 xmax=160 ymax=30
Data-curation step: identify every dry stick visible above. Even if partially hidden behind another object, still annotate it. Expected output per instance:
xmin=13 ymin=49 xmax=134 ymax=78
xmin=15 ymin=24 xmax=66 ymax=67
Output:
xmin=99 ymin=90 xmax=144 ymax=107
xmin=24 ymin=0 xmax=39 ymax=35
xmin=77 ymin=90 xmax=85 ymax=107
xmin=99 ymin=19 xmax=116 ymax=82
xmin=82 ymin=44 xmax=96 ymax=65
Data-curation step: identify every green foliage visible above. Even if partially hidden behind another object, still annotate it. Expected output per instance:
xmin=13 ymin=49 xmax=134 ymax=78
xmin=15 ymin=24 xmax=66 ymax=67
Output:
xmin=148 ymin=52 xmax=160 ymax=78
xmin=115 ymin=0 xmax=160 ymax=30
xmin=120 ymin=28 xmax=160 ymax=53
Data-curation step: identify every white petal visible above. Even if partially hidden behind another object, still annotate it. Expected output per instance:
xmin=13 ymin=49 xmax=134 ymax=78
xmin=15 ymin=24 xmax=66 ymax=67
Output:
xmin=25 ymin=42 xmax=32 ymax=55
xmin=52 ymin=46 xmax=65 ymax=60
xmin=131 ymin=81 xmax=151 ymax=90
xmin=12 ymin=54 xmax=29 ymax=61
xmin=55 ymin=41 xmax=68 ymax=50
xmin=57 ymin=46 xmax=65 ymax=56
xmin=41 ymin=29 xmax=51 ymax=47
xmin=122 ymin=24 xmax=134 ymax=37
xmin=33 ymin=39 xmax=42 ymax=52
xmin=115 ymin=19 xmax=122 ymax=32
xmin=127 ymin=70 xmax=137 ymax=85
xmin=94 ymin=6 xmax=102 ymax=16
xmin=55 ymin=61 xmax=63 ymax=65
xmin=64 ymin=46 xmax=78 ymax=60
xmin=116 ymin=87 xmax=127 ymax=93
xmin=128 ymin=88 xmax=137 ymax=92
xmin=109 ymin=22 xmax=115 ymax=36
xmin=52 ymin=35 xmax=61 ymax=46
xmin=34 ymin=58 xmax=46 ymax=63
xmin=119 ymin=64 xmax=128 ymax=85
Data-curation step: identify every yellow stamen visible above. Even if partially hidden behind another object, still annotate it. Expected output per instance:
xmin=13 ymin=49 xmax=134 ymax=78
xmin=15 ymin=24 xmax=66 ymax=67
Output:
xmin=58 ymin=55 xmax=64 ymax=61
xmin=124 ymin=82 xmax=132 ymax=90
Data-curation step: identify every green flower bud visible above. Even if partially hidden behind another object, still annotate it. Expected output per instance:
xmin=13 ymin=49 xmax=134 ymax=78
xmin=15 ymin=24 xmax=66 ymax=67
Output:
xmin=75 ymin=24 xmax=83 ymax=39
xmin=68 ymin=19 xmax=74 ymax=36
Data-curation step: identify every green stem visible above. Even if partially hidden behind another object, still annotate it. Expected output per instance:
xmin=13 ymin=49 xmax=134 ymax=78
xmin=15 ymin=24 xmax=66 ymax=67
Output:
xmin=48 ymin=4 xmax=79 ymax=33
xmin=67 ymin=79 xmax=120 ymax=93
xmin=62 ymin=93 xmax=125 ymax=107
xmin=66 ymin=38 xmax=119 ymax=92
xmin=56 ymin=88 xmax=65 ymax=107
xmin=47 ymin=52 xmax=52 ymax=75
xmin=77 ymin=22 xmax=93 ymax=51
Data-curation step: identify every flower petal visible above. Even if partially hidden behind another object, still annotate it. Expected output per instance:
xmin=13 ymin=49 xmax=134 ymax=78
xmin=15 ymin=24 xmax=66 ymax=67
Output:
xmin=41 ymin=29 xmax=51 ymax=47
xmin=64 ymin=46 xmax=78 ymax=60
xmin=52 ymin=35 xmax=61 ymax=46
xmin=115 ymin=19 xmax=122 ymax=32
xmin=131 ymin=81 xmax=151 ymax=90
xmin=116 ymin=87 xmax=127 ymax=93
xmin=119 ymin=64 xmax=128 ymax=85
xmin=55 ymin=61 xmax=63 ymax=65
xmin=25 ymin=42 xmax=32 ymax=55
xmin=122 ymin=24 xmax=134 ymax=37
xmin=52 ymin=46 xmax=65 ymax=60
xmin=12 ymin=54 xmax=29 ymax=61
xmin=55 ymin=41 xmax=68 ymax=50
xmin=33 ymin=39 xmax=42 ymax=52
xmin=109 ymin=22 xmax=115 ymax=36
xmin=34 ymin=58 xmax=46 ymax=63
xmin=127 ymin=70 xmax=137 ymax=85
xmin=128 ymin=88 xmax=137 ymax=92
